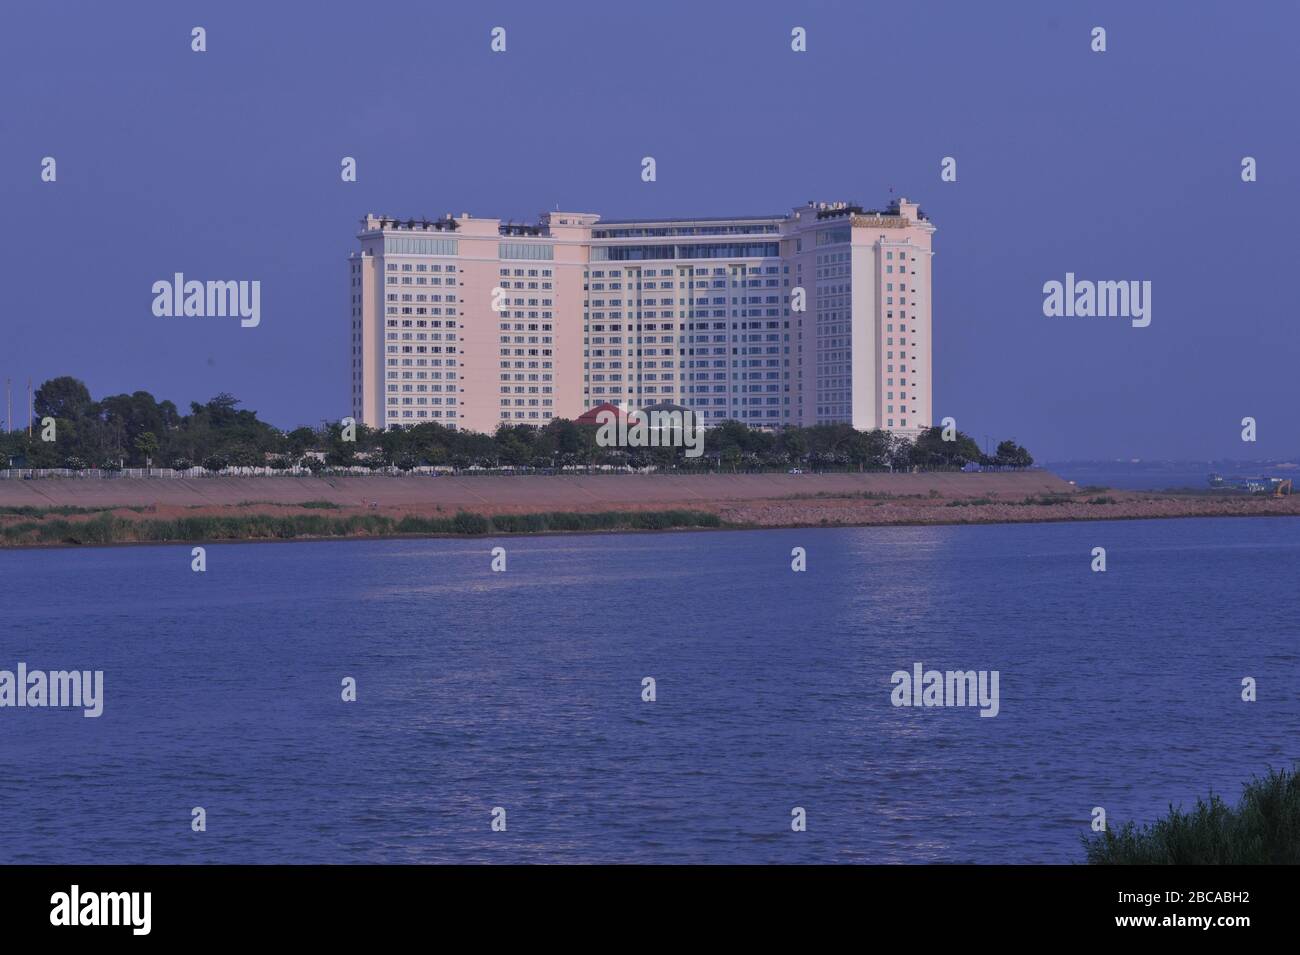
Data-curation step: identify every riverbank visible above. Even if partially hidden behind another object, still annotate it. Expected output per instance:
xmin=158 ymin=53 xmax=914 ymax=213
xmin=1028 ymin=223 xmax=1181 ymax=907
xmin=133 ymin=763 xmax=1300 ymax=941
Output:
xmin=1 ymin=471 xmax=1296 ymax=546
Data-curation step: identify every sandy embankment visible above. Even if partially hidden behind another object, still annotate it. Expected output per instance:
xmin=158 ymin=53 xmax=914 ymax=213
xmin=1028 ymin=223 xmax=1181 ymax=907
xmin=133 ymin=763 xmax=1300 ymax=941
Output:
xmin=2 ymin=471 xmax=1298 ymax=536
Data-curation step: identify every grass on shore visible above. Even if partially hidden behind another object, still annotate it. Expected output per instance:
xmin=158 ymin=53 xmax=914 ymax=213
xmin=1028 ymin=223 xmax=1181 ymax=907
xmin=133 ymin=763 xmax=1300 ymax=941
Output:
xmin=778 ymin=490 xmax=932 ymax=502
xmin=1083 ymin=766 xmax=1300 ymax=864
xmin=0 ymin=508 xmax=723 ymax=546
xmin=945 ymin=493 xmax=1078 ymax=507
xmin=1 ymin=500 xmax=346 ymax=518
xmin=0 ymin=503 xmax=155 ymax=517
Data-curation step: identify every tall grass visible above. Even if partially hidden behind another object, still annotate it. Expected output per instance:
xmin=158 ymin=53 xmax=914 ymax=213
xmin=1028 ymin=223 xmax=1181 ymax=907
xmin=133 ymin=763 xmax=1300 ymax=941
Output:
xmin=1083 ymin=766 xmax=1300 ymax=864
xmin=0 ymin=504 xmax=152 ymax=516
xmin=1019 ymin=493 xmax=1073 ymax=506
xmin=0 ymin=509 xmax=722 ymax=546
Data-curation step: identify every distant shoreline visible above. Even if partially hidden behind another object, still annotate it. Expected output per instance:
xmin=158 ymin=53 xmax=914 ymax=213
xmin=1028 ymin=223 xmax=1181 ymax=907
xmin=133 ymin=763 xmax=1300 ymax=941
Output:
xmin=2 ymin=471 xmax=1297 ymax=549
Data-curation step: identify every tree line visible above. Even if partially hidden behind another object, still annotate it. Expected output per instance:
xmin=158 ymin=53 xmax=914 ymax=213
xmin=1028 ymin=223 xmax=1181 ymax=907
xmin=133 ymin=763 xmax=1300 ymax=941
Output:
xmin=1 ymin=376 xmax=1034 ymax=472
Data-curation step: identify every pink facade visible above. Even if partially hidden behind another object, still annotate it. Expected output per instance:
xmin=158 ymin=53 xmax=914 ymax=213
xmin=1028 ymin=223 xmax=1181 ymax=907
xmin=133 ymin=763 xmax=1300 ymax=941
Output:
xmin=349 ymin=199 xmax=934 ymax=434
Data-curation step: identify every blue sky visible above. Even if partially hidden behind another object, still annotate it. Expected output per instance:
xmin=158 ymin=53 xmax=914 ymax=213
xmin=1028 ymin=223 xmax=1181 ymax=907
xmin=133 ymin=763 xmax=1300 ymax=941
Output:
xmin=1 ymin=0 xmax=1295 ymax=460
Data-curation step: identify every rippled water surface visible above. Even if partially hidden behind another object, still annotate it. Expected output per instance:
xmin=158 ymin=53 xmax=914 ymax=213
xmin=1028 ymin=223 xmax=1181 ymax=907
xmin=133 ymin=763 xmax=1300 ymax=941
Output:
xmin=1 ymin=517 xmax=1297 ymax=863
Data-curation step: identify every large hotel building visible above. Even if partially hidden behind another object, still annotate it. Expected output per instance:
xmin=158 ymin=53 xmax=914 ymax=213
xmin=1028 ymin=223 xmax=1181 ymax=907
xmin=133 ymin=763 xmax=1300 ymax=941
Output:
xmin=348 ymin=198 xmax=934 ymax=434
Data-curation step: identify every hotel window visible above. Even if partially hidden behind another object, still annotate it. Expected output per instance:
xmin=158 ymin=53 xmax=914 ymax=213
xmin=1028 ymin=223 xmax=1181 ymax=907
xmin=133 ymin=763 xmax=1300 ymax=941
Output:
xmin=500 ymin=242 xmax=554 ymax=261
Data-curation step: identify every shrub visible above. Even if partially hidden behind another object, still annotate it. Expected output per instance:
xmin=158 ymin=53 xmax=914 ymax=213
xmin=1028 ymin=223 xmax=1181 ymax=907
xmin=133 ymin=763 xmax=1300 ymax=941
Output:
xmin=1019 ymin=494 xmax=1071 ymax=506
xmin=1084 ymin=766 xmax=1300 ymax=864
xmin=452 ymin=511 xmax=492 ymax=535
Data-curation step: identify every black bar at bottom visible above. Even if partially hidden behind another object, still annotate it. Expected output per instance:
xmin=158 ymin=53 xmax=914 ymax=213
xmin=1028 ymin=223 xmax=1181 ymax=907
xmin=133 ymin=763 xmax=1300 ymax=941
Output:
xmin=0 ymin=864 xmax=1277 ymax=940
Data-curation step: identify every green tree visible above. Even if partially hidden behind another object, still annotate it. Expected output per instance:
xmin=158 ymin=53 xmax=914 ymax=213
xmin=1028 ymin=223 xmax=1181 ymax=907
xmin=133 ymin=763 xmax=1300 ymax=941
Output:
xmin=887 ymin=433 xmax=916 ymax=470
xmin=776 ymin=427 xmax=809 ymax=466
xmin=134 ymin=431 xmax=160 ymax=466
xmin=494 ymin=424 xmax=533 ymax=467
xmin=910 ymin=426 xmax=982 ymax=468
xmin=284 ymin=427 xmax=317 ymax=456
xmin=33 ymin=376 xmax=95 ymax=423
xmin=101 ymin=391 xmax=167 ymax=462
xmin=994 ymin=440 xmax=1033 ymax=467
xmin=846 ymin=429 xmax=892 ymax=470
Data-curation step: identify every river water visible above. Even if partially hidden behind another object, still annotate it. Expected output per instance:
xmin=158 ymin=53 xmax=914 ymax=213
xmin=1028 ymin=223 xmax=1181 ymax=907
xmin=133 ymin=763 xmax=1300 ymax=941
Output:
xmin=1 ymin=517 xmax=1296 ymax=863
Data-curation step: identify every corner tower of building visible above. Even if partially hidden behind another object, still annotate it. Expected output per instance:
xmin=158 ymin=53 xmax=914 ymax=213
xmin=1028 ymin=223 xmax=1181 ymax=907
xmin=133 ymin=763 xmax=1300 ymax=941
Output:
xmin=785 ymin=198 xmax=935 ymax=431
